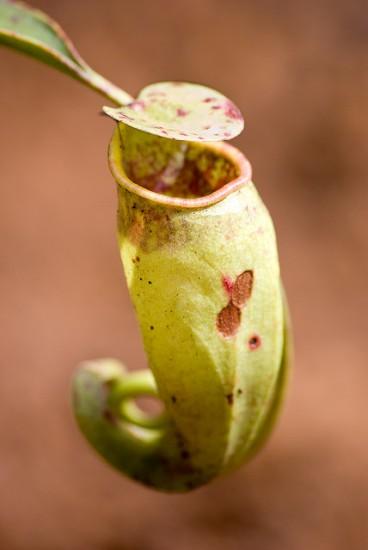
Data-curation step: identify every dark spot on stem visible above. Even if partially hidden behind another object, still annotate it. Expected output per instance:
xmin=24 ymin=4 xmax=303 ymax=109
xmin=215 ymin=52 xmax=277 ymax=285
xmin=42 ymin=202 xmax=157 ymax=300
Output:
xmin=171 ymin=395 xmax=177 ymax=404
xmin=226 ymin=393 xmax=234 ymax=405
xmin=103 ymin=408 xmax=117 ymax=425
xmin=231 ymin=270 xmax=253 ymax=308
xmin=181 ymin=450 xmax=190 ymax=460
xmin=248 ymin=334 xmax=261 ymax=350
xmin=217 ymin=303 xmax=241 ymax=337
xmin=150 ymin=325 xmax=154 ymax=330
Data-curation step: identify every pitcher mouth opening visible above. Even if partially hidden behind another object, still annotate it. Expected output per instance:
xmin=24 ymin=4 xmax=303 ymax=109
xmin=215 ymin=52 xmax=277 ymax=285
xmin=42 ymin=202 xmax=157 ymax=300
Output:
xmin=108 ymin=127 xmax=252 ymax=209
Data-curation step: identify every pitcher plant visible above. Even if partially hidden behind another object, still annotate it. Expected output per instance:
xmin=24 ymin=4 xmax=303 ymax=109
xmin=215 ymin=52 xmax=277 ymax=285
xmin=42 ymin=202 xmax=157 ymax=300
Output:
xmin=0 ymin=0 xmax=291 ymax=492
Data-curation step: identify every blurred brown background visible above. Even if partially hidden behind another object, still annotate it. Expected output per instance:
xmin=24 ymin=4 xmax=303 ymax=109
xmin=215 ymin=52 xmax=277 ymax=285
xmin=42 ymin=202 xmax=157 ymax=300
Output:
xmin=1 ymin=1 xmax=367 ymax=549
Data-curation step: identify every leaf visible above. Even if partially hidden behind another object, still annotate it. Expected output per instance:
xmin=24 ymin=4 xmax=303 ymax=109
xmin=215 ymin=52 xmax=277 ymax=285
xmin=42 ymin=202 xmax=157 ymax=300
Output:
xmin=0 ymin=0 xmax=132 ymax=105
xmin=103 ymin=81 xmax=244 ymax=142
xmin=0 ymin=0 xmax=88 ymax=75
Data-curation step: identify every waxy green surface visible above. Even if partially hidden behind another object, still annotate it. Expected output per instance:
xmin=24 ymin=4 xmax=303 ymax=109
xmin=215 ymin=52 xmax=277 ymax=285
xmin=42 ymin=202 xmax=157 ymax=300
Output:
xmin=72 ymin=128 xmax=290 ymax=492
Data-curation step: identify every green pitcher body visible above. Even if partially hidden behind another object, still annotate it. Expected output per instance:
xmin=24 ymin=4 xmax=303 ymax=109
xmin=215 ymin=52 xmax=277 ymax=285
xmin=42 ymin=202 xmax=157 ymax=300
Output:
xmin=73 ymin=127 xmax=289 ymax=492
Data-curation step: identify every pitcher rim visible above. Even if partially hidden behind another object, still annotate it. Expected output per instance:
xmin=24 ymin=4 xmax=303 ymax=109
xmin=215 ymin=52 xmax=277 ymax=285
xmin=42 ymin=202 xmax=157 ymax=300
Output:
xmin=108 ymin=127 xmax=252 ymax=209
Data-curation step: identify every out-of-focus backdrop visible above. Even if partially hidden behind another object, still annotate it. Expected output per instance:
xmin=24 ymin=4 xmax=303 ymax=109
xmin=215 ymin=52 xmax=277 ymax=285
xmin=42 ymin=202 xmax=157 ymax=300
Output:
xmin=0 ymin=1 xmax=367 ymax=549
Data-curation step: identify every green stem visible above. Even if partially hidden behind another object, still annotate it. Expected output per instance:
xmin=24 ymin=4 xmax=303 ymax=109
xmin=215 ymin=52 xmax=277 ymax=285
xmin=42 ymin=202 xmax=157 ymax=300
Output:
xmin=108 ymin=369 xmax=168 ymax=429
xmin=110 ymin=369 xmax=158 ymax=398
xmin=80 ymin=68 xmax=133 ymax=106
xmin=120 ymin=400 xmax=168 ymax=430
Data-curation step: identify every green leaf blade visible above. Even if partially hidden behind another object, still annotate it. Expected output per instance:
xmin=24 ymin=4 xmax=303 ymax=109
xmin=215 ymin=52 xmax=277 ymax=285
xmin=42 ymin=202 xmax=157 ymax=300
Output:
xmin=0 ymin=0 xmax=86 ymax=71
xmin=0 ymin=0 xmax=133 ymax=105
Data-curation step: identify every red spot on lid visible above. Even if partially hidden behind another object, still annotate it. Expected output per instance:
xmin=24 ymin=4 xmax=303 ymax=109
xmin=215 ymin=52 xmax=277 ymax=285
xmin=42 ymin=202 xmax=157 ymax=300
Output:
xmin=224 ymin=101 xmax=242 ymax=120
xmin=211 ymin=105 xmax=222 ymax=110
xmin=128 ymin=100 xmax=145 ymax=111
xmin=203 ymin=97 xmax=216 ymax=103
xmin=226 ymin=393 xmax=234 ymax=405
xmin=176 ymin=108 xmax=189 ymax=117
